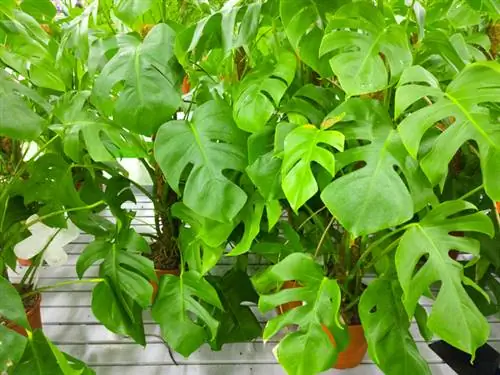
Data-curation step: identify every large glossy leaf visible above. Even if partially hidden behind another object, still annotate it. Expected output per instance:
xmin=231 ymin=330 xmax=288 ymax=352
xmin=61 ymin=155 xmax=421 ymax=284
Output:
xmin=0 ymin=72 xmax=46 ymax=140
xmin=396 ymin=62 xmax=500 ymax=201
xmin=98 ymin=239 xmax=156 ymax=309
xmin=320 ymin=2 xmax=412 ymax=95
xmin=13 ymin=330 xmax=94 ymax=375
xmin=321 ymin=99 xmax=436 ymax=237
xmin=282 ymin=124 xmax=344 ymax=212
xmin=208 ymin=269 xmax=261 ymax=350
xmin=359 ymin=279 xmax=431 ymax=375
xmin=252 ymin=253 xmax=347 ymax=375
xmin=154 ymin=100 xmax=248 ymax=222
xmin=280 ymin=0 xmax=339 ymax=76
xmin=151 ymin=271 xmax=223 ymax=357
xmin=92 ymin=24 xmax=181 ymax=136
xmin=0 ymin=325 xmax=27 ymax=373
xmin=175 ymin=2 xmax=261 ymax=63
xmin=52 ymin=91 xmax=147 ymax=162
xmin=233 ymin=51 xmax=296 ymax=133
xmin=396 ymin=200 xmax=494 ymax=355
xmin=281 ymin=84 xmax=344 ymax=126
xmin=114 ymin=0 xmax=154 ymax=25
xmin=0 ymin=275 xmax=29 ymax=328
xmin=91 ymin=280 xmax=146 ymax=346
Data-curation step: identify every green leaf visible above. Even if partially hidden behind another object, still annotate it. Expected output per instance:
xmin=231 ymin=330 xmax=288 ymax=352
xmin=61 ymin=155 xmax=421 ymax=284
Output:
xmin=179 ymin=226 xmax=224 ymax=276
xmin=396 ymin=62 xmax=500 ymax=201
xmin=280 ymin=0 xmax=339 ymax=76
xmin=175 ymin=2 xmax=261 ymax=63
xmin=281 ymin=84 xmax=344 ymax=126
xmin=359 ymin=279 xmax=431 ymax=375
xmin=20 ymin=0 xmax=56 ymax=22
xmin=0 ymin=276 xmax=28 ymax=328
xmin=171 ymin=203 xmax=235 ymax=248
xmin=282 ymin=124 xmax=344 ymax=212
xmin=52 ymin=91 xmax=147 ymax=162
xmin=20 ymin=154 xmax=83 ymax=207
xmin=114 ymin=0 xmax=154 ymax=25
xmin=420 ymin=30 xmax=466 ymax=74
xmin=0 ymin=325 xmax=27 ymax=373
xmin=395 ymin=200 xmax=494 ymax=355
xmin=92 ymin=281 xmax=146 ymax=346
xmin=100 ymin=240 xmax=156 ymax=309
xmin=155 ymin=100 xmax=248 ymax=222
xmin=76 ymin=239 xmax=111 ymax=279
xmin=0 ymin=73 xmax=46 ymax=140
xmin=252 ymin=253 xmax=347 ymax=375
xmin=320 ymin=2 xmax=412 ymax=95
xmin=233 ymin=51 xmax=296 ymax=133
xmin=152 ymin=272 xmax=223 ymax=357
xmin=208 ymin=269 xmax=261 ymax=350
xmin=92 ymin=24 xmax=181 ymax=136
xmin=321 ymin=99 xmax=436 ymax=237
xmin=13 ymin=330 xmax=94 ymax=375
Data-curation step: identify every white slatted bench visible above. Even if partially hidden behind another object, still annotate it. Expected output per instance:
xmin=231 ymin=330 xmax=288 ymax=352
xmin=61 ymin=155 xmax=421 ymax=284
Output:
xmin=11 ymin=193 xmax=500 ymax=374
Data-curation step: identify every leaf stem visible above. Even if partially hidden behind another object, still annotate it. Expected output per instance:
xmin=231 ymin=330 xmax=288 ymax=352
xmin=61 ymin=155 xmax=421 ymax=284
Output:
xmin=21 ymin=278 xmax=104 ymax=299
xmin=25 ymin=200 xmax=106 ymax=229
xmin=458 ymin=184 xmax=484 ymax=201
xmin=314 ymin=216 xmax=335 ymax=258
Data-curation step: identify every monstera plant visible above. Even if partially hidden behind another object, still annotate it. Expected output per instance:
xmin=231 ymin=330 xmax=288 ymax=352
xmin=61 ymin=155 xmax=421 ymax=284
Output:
xmin=1 ymin=0 xmax=499 ymax=374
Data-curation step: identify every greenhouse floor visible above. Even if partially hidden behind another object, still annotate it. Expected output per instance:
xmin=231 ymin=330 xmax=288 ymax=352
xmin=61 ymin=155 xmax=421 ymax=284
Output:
xmin=13 ymin=193 xmax=500 ymax=374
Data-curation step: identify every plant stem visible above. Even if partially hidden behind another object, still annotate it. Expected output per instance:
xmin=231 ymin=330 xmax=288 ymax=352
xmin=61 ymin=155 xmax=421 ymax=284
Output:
xmin=458 ymin=184 xmax=484 ymax=201
xmin=349 ymin=225 xmax=409 ymax=278
xmin=314 ymin=216 xmax=335 ymax=258
xmin=297 ymin=206 xmax=326 ymax=230
xmin=22 ymin=278 xmax=104 ymax=298
xmin=25 ymin=200 xmax=106 ymax=229
xmin=362 ymin=238 xmax=401 ymax=271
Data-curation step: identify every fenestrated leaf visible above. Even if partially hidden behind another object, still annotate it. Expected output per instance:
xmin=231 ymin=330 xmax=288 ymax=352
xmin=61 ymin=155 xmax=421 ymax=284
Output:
xmin=155 ymin=100 xmax=248 ymax=222
xmin=281 ymin=84 xmax=344 ymax=126
xmin=172 ymin=203 xmax=235 ymax=248
xmin=320 ymin=2 xmax=412 ymax=95
xmin=396 ymin=62 xmax=500 ymax=201
xmin=233 ymin=51 xmax=296 ymax=133
xmin=99 ymin=240 xmax=156 ymax=309
xmin=395 ymin=200 xmax=494 ymax=355
xmin=114 ymin=0 xmax=154 ymax=25
xmin=175 ymin=2 xmax=261 ymax=63
xmin=252 ymin=253 xmax=348 ymax=375
xmin=208 ymin=269 xmax=261 ymax=350
xmin=76 ymin=239 xmax=111 ymax=279
xmin=0 ymin=325 xmax=27 ymax=373
xmin=0 ymin=275 xmax=29 ymax=328
xmin=359 ymin=279 xmax=431 ymax=375
xmin=179 ymin=226 xmax=225 ymax=276
xmin=280 ymin=0 xmax=339 ymax=76
xmin=151 ymin=271 xmax=223 ymax=357
xmin=282 ymin=124 xmax=344 ymax=212
xmin=92 ymin=24 xmax=181 ymax=136
xmin=321 ymin=99 xmax=437 ymax=237
xmin=52 ymin=91 xmax=147 ymax=162
xmin=91 ymin=280 xmax=146 ymax=346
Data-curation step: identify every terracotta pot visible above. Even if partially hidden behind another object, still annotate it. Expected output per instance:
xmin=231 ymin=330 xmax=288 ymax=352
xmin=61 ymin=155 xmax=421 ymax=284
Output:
xmin=496 ymin=201 xmax=500 ymax=214
xmin=151 ymin=269 xmax=179 ymax=302
xmin=6 ymin=293 xmax=42 ymax=336
xmin=323 ymin=324 xmax=368 ymax=369
xmin=276 ymin=280 xmax=302 ymax=314
xmin=17 ymin=258 xmax=32 ymax=267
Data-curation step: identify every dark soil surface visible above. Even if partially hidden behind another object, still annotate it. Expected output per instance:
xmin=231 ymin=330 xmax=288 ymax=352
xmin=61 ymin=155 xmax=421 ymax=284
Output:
xmin=146 ymin=241 xmax=180 ymax=271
